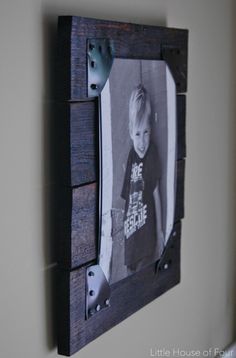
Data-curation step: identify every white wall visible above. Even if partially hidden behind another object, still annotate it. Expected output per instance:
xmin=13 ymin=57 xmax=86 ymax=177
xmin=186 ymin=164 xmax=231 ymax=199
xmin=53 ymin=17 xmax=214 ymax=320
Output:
xmin=0 ymin=0 xmax=236 ymax=357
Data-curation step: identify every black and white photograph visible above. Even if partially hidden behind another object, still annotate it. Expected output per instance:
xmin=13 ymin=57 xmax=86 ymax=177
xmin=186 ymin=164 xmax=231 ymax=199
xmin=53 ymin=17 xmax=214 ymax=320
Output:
xmin=99 ymin=59 xmax=177 ymax=284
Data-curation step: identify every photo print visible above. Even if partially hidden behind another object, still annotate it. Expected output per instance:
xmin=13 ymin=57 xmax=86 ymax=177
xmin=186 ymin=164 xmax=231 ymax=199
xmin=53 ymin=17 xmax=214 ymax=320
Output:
xmin=99 ymin=59 xmax=176 ymax=284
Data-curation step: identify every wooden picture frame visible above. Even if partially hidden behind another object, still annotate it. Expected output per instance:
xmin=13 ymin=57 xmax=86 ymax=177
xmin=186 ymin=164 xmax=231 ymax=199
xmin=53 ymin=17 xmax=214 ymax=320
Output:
xmin=56 ymin=16 xmax=188 ymax=356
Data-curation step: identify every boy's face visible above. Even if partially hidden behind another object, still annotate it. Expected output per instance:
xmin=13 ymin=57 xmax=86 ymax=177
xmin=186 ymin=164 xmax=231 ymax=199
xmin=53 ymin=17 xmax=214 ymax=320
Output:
xmin=131 ymin=115 xmax=151 ymax=159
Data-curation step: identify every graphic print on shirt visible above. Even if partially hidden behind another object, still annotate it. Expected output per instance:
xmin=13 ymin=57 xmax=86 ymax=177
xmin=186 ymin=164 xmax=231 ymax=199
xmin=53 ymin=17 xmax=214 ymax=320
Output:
xmin=124 ymin=162 xmax=147 ymax=239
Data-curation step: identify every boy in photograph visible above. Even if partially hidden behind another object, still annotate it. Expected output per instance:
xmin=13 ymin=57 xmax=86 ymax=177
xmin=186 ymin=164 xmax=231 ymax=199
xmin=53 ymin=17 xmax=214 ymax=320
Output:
xmin=121 ymin=84 xmax=164 ymax=274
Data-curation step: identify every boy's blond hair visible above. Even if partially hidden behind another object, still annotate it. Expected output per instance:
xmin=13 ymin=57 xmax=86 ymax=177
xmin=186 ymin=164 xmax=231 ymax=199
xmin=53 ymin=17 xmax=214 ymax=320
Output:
xmin=129 ymin=84 xmax=151 ymax=136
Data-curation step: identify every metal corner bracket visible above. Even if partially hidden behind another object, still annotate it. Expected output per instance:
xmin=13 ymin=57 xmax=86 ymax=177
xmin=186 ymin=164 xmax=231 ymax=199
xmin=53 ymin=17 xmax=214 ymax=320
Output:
xmin=86 ymin=264 xmax=111 ymax=319
xmin=87 ymin=38 xmax=115 ymax=97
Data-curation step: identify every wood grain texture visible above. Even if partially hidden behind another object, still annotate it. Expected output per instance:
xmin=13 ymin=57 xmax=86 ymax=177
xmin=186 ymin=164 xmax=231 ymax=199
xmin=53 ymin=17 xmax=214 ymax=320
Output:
xmin=71 ymin=183 xmax=98 ymax=268
xmin=57 ymin=185 xmax=72 ymax=268
xmin=57 ymin=17 xmax=72 ymax=101
xmin=161 ymin=46 xmax=188 ymax=93
xmin=57 ymin=16 xmax=188 ymax=100
xmin=57 ymin=183 xmax=98 ymax=269
xmin=57 ymin=222 xmax=181 ymax=356
xmin=56 ymin=101 xmax=98 ymax=187
xmin=57 ymin=268 xmax=70 ymax=354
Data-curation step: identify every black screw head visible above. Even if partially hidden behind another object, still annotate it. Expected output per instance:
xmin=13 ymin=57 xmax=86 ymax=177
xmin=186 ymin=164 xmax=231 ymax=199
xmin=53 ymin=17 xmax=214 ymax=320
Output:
xmin=91 ymin=84 xmax=98 ymax=90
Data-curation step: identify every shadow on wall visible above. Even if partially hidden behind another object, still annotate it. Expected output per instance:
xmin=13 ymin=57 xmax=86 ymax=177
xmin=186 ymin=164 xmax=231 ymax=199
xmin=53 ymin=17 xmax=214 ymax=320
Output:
xmin=41 ymin=13 xmax=58 ymax=352
xmin=41 ymin=6 xmax=167 ymax=353
xmin=232 ymin=0 xmax=236 ymax=344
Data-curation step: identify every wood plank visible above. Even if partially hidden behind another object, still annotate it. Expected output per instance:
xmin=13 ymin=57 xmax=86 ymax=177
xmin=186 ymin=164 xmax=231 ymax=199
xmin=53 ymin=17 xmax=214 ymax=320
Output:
xmin=57 ymin=183 xmax=98 ymax=269
xmin=57 ymin=269 xmax=70 ymax=355
xmin=161 ymin=46 xmax=188 ymax=94
xmin=175 ymin=159 xmax=185 ymax=222
xmin=57 ymin=185 xmax=72 ymax=268
xmin=57 ymin=222 xmax=181 ymax=356
xmin=56 ymin=101 xmax=98 ymax=187
xmin=56 ymin=17 xmax=72 ymax=102
xmin=177 ymin=95 xmax=186 ymax=160
xmin=71 ymin=183 xmax=98 ymax=268
xmin=56 ymin=16 xmax=188 ymax=100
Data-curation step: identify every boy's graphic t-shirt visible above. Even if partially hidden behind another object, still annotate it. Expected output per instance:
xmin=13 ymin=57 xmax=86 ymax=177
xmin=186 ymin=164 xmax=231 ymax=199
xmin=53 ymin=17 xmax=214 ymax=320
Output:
xmin=121 ymin=142 xmax=160 ymax=266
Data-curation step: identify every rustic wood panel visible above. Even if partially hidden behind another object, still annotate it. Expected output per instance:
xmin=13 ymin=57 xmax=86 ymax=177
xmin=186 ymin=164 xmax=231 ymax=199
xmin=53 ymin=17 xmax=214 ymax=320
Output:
xmin=56 ymin=16 xmax=188 ymax=356
xmin=57 ymin=222 xmax=181 ymax=356
xmin=56 ymin=101 xmax=98 ymax=187
xmin=57 ymin=16 xmax=188 ymax=100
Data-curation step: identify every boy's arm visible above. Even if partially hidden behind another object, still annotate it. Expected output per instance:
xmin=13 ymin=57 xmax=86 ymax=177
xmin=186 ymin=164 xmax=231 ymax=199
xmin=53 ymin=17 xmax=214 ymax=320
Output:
xmin=153 ymin=185 xmax=165 ymax=256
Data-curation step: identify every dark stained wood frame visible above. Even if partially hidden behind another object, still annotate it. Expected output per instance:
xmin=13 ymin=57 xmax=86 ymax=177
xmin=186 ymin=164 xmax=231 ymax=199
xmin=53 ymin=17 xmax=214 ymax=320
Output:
xmin=56 ymin=16 xmax=188 ymax=356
